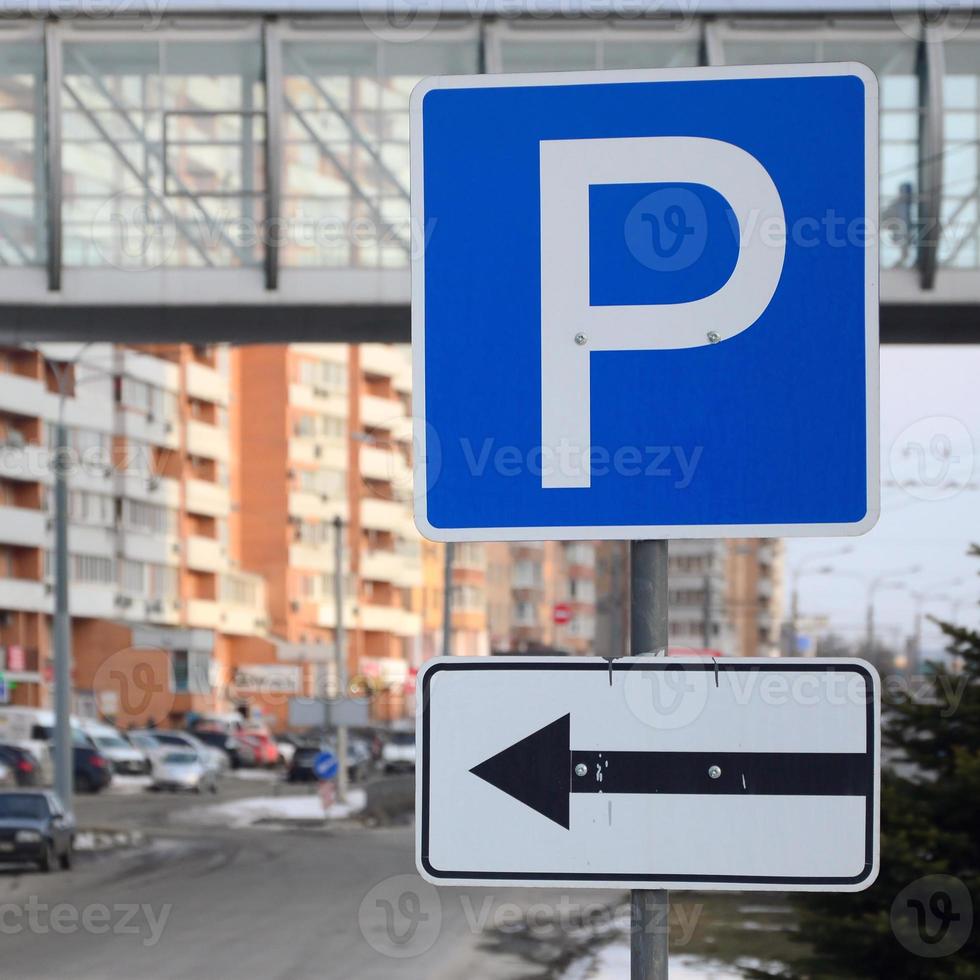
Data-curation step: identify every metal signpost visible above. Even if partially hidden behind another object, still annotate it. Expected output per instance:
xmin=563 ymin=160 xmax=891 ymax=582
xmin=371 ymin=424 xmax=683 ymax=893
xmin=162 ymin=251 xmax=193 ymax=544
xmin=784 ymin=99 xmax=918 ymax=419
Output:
xmin=313 ymin=749 xmax=340 ymax=813
xmin=333 ymin=516 xmax=348 ymax=804
xmin=411 ymin=63 xmax=879 ymax=978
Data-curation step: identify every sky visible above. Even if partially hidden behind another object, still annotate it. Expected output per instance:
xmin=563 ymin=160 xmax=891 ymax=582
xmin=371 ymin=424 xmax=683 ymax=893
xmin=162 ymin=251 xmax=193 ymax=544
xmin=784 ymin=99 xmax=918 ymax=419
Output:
xmin=786 ymin=344 xmax=979 ymax=659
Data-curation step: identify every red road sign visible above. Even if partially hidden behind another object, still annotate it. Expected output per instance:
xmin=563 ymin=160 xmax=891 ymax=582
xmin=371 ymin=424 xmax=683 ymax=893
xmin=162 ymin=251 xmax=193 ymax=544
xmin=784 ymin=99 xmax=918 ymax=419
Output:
xmin=552 ymin=603 xmax=572 ymax=626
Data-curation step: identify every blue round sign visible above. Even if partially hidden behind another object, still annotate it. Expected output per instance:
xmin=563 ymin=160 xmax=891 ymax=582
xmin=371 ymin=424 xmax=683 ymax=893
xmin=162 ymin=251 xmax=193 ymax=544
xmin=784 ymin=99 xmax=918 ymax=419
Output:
xmin=313 ymin=750 xmax=339 ymax=781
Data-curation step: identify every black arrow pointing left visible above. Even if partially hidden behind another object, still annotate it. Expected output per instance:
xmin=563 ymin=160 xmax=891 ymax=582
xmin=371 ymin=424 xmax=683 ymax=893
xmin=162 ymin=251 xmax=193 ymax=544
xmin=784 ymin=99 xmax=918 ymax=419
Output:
xmin=470 ymin=714 xmax=873 ymax=829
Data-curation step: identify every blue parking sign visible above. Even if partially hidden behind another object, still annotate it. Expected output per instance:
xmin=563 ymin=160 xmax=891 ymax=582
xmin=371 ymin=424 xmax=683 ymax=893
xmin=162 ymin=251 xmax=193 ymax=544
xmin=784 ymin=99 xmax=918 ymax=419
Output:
xmin=411 ymin=63 xmax=879 ymax=541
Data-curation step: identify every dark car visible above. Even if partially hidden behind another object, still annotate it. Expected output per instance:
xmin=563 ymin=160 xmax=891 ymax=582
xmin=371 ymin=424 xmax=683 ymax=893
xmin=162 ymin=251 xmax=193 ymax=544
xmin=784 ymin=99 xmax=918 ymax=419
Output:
xmin=286 ymin=743 xmax=320 ymax=783
xmin=0 ymin=790 xmax=75 ymax=872
xmin=0 ymin=745 xmax=41 ymax=787
xmin=73 ymin=745 xmax=112 ymax=793
xmin=48 ymin=731 xmax=112 ymax=795
xmin=51 ymin=734 xmax=112 ymax=795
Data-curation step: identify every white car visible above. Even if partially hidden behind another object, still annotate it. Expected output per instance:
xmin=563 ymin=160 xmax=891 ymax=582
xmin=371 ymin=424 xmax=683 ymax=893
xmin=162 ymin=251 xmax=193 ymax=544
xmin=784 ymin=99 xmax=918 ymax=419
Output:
xmin=381 ymin=733 xmax=416 ymax=774
xmin=79 ymin=722 xmax=150 ymax=776
xmin=151 ymin=751 xmax=218 ymax=794
xmin=131 ymin=730 xmax=227 ymax=777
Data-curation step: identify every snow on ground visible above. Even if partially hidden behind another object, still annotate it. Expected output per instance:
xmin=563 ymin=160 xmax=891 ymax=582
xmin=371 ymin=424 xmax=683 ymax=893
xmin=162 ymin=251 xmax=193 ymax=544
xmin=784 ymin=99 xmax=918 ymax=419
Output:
xmin=75 ymin=829 xmax=146 ymax=851
xmin=563 ymin=944 xmax=748 ymax=980
xmin=174 ymin=789 xmax=366 ymax=829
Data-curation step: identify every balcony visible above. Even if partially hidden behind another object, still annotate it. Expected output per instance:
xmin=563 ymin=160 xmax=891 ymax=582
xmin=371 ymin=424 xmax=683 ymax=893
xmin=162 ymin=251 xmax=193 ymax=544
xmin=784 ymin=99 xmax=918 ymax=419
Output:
xmin=288 ymin=490 xmax=347 ymax=523
xmin=513 ymin=607 xmax=540 ymax=628
xmin=0 ymin=578 xmax=47 ymax=613
xmin=186 ymin=599 xmax=222 ymax=630
xmin=360 ymin=497 xmax=411 ymax=535
xmin=288 ymin=382 xmax=347 ymax=420
xmin=185 ymin=361 xmax=230 ymax=405
xmin=186 ymin=479 xmax=230 ymax=518
xmin=121 ymin=533 xmax=180 ymax=567
xmin=0 ymin=443 xmax=47 ymax=485
xmin=565 ymin=543 xmax=595 ymax=568
xmin=288 ymin=438 xmax=346 ymax=470
xmin=316 ymin=599 xmax=358 ymax=630
xmin=512 ymin=561 xmax=543 ymax=591
xmin=68 ymin=583 xmax=116 ymax=619
xmin=288 ymin=542 xmax=337 ymax=573
xmin=221 ymin=605 xmax=267 ymax=637
xmin=360 ymin=394 xmax=405 ymax=430
xmin=358 ymin=604 xmax=422 ymax=637
xmin=359 ymin=446 xmax=399 ymax=483
xmin=186 ymin=535 xmax=226 ymax=573
xmin=0 ymin=372 xmax=47 ymax=420
xmin=360 ymin=345 xmax=405 ymax=379
xmin=0 ymin=506 xmax=45 ymax=548
xmin=361 ymin=549 xmax=422 ymax=589
xmin=186 ymin=420 xmax=229 ymax=463
xmin=116 ymin=409 xmax=180 ymax=450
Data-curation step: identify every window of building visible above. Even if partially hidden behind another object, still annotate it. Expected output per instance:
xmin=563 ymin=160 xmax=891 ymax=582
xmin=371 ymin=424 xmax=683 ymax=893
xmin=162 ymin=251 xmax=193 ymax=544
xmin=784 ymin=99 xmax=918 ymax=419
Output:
xmin=121 ymin=499 xmax=178 ymax=536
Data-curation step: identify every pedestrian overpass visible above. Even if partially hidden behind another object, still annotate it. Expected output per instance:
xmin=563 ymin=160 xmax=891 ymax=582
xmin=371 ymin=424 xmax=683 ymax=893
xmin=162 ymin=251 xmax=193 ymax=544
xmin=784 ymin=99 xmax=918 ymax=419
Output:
xmin=0 ymin=2 xmax=978 ymax=344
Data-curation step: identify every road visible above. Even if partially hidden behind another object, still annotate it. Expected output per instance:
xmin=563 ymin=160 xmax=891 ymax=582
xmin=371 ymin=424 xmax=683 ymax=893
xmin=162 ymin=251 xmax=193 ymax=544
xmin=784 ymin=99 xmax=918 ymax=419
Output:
xmin=0 ymin=774 xmax=622 ymax=980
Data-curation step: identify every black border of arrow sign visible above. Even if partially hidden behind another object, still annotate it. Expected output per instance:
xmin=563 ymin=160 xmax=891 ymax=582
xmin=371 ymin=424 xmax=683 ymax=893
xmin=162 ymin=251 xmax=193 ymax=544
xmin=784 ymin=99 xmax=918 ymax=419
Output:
xmin=417 ymin=659 xmax=879 ymax=890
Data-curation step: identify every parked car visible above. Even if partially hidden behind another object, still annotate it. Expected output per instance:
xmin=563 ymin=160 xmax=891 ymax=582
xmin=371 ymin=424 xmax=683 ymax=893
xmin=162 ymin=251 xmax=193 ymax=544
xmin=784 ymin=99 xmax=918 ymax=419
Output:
xmin=0 ymin=708 xmax=59 ymax=783
xmin=0 ymin=761 xmax=14 ymax=788
xmin=236 ymin=726 xmax=279 ymax=768
xmin=130 ymin=730 xmax=227 ymax=777
xmin=79 ymin=721 xmax=150 ymax=776
xmin=274 ymin=736 xmax=298 ymax=767
xmin=190 ymin=729 xmax=252 ymax=770
xmin=151 ymin=751 xmax=218 ymax=794
xmin=71 ymin=740 xmax=113 ymax=794
xmin=0 ymin=790 xmax=75 ymax=871
xmin=381 ymin=732 xmax=416 ymax=774
xmin=0 ymin=744 xmax=42 ymax=787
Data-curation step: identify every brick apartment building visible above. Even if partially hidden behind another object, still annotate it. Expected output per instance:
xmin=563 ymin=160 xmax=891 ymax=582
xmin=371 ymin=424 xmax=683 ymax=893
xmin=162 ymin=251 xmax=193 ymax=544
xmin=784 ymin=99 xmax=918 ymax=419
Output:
xmin=0 ymin=342 xmax=422 ymax=729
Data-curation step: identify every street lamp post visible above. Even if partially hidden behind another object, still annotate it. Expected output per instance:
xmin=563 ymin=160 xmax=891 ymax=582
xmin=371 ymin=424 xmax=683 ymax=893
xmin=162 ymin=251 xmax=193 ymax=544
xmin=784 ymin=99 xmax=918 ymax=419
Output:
xmin=788 ymin=545 xmax=853 ymax=656
xmin=909 ymin=578 xmax=964 ymax=670
xmin=51 ymin=403 xmax=73 ymax=808
xmin=41 ymin=343 xmax=95 ymax=810
xmin=333 ymin=515 xmax=348 ymax=804
xmin=865 ymin=564 xmax=922 ymax=658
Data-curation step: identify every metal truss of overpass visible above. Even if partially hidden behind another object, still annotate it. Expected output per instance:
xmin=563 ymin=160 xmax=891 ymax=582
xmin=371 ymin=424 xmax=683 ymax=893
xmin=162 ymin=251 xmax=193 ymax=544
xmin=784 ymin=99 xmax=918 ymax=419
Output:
xmin=0 ymin=9 xmax=979 ymax=343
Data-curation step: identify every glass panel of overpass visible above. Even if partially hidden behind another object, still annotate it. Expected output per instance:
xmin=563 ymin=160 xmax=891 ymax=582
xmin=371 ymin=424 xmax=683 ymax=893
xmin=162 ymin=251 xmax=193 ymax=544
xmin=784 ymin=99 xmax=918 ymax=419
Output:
xmin=61 ymin=35 xmax=264 ymax=269
xmin=719 ymin=28 xmax=920 ymax=271
xmin=489 ymin=24 xmax=700 ymax=72
xmin=280 ymin=30 xmax=478 ymax=269
xmin=0 ymin=34 xmax=44 ymax=266
xmin=940 ymin=37 xmax=980 ymax=268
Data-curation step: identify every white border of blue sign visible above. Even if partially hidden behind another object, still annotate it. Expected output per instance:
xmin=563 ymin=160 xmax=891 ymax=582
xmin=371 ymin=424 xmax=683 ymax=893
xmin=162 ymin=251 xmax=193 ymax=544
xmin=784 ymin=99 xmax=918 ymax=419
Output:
xmin=410 ymin=63 xmax=880 ymax=542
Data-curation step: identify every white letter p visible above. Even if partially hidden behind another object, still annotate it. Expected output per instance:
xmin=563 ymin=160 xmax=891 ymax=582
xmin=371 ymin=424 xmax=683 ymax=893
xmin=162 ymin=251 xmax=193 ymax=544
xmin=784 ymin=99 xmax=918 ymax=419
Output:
xmin=539 ymin=136 xmax=785 ymax=489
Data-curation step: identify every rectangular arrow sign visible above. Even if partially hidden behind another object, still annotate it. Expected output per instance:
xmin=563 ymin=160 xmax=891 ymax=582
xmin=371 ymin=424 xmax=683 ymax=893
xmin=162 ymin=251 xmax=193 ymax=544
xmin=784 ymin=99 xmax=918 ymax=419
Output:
xmin=416 ymin=657 xmax=880 ymax=891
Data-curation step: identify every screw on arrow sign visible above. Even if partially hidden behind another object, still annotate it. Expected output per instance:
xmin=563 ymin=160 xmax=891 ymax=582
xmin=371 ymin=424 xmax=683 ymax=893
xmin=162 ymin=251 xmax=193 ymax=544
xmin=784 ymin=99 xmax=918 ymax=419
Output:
xmin=470 ymin=714 xmax=873 ymax=830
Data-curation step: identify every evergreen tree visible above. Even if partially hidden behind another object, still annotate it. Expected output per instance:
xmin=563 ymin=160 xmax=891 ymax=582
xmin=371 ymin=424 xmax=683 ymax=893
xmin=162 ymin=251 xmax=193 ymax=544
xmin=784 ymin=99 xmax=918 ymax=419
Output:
xmin=776 ymin=546 xmax=979 ymax=979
